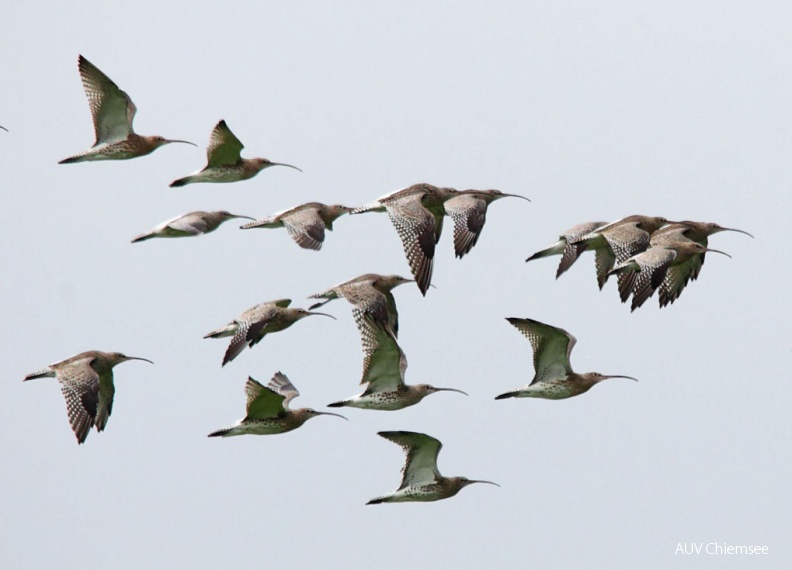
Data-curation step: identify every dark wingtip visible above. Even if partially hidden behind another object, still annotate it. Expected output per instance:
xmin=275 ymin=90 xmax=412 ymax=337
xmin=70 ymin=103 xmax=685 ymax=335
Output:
xmin=366 ymin=498 xmax=384 ymax=505
xmin=59 ymin=156 xmax=78 ymax=165
xmin=327 ymin=401 xmax=345 ymax=408
xmin=494 ymin=392 xmax=515 ymax=400
xmin=169 ymin=179 xmax=186 ymax=188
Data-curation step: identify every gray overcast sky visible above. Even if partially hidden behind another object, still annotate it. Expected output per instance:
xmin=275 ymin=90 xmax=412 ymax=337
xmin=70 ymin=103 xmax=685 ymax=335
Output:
xmin=2 ymin=2 xmax=790 ymax=569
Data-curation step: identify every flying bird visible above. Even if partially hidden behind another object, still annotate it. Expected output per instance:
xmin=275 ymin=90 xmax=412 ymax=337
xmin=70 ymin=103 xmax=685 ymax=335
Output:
xmin=169 ymin=120 xmax=300 ymax=187
xmin=308 ymin=273 xmax=412 ymax=336
xmin=203 ymin=299 xmax=335 ymax=366
xmin=495 ymin=318 xmax=637 ymax=400
xmin=24 ymin=350 xmax=153 ymax=444
xmin=131 ymin=210 xmax=254 ymax=243
xmin=240 ymin=202 xmax=352 ymax=250
xmin=443 ymin=189 xmax=530 ymax=258
xmin=367 ymin=431 xmax=498 ymax=504
xmin=60 ymin=55 xmax=195 ymax=163
xmin=208 ymin=372 xmax=346 ymax=437
xmin=351 ymin=183 xmax=459 ymax=295
xmin=328 ymin=314 xmax=466 ymax=410
xmin=526 ymin=221 xmax=608 ymax=277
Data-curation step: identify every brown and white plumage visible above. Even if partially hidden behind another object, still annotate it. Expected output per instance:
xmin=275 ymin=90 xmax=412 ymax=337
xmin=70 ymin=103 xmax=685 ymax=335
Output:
xmin=131 ymin=210 xmax=254 ymax=242
xmin=203 ymin=299 xmax=335 ymax=366
xmin=367 ymin=431 xmax=497 ymax=504
xmin=327 ymin=314 xmax=466 ymax=410
xmin=525 ymin=221 xmax=608 ymax=277
xmin=60 ymin=55 xmax=195 ymax=163
xmin=169 ymin=120 xmax=301 ymax=187
xmin=240 ymin=202 xmax=352 ymax=250
xmin=308 ymin=273 xmax=412 ymax=336
xmin=24 ymin=350 xmax=153 ymax=444
xmin=495 ymin=318 xmax=637 ymax=400
xmin=443 ymin=189 xmax=530 ymax=258
xmin=207 ymin=373 xmax=345 ymax=437
xmin=351 ymin=183 xmax=459 ymax=295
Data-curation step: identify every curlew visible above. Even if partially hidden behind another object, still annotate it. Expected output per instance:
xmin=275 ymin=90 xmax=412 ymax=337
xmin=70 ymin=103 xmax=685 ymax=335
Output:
xmin=607 ymin=240 xmax=731 ymax=311
xmin=328 ymin=314 xmax=466 ymax=410
xmin=208 ymin=372 xmax=345 ymax=437
xmin=649 ymin=221 xmax=752 ymax=307
xmin=169 ymin=120 xmax=300 ymax=187
xmin=308 ymin=273 xmax=412 ymax=336
xmin=204 ymin=299 xmax=335 ymax=366
xmin=526 ymin=221 xmax=608 ymax=277
xmin=367 ymin=431 xmax=498 ymax=504
xmin=240 ymin=202 xmax=352 ymax=250
xmin=443 ymin=189 xmax=530 ymax=258
xmin=351 ymin=183 xmax=459 ymax=295
xmin=495 ymin=318 xmax=637 ymax=400
xmin=24 ymin=350 xmax=153 ymax=444
xmin=574 ymin=215 xmax=670 ymax=296
xmin=60 ymin=55 xmax=195 ymax=164
xmin=131 ymin=210 xmax=254 ymax=243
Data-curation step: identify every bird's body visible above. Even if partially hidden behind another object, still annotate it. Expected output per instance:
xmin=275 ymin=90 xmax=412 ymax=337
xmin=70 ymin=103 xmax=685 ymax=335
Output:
xmin=525 ymin=221 xmax=608 ymax=277
xmin=575 ymin=215 xmax=670 ymax=293
xmin=131 ymin=210 xmax=254 ymax=242
xmin=208 ymin=373 xmax=345 ymax=437
xmin=204 ymin=299 xmax=334 ymax=366
xmin=170 ymin=120 xmax=300 ymax=187
xmin=495 ymin=318 xmax=637 ymax=400
xmin=308 ymin=273 xmax=412 ymax=335
xmin=608 ymin=240 xmax=731 ymax=311
xmin=443 ymin=189 xmax=530 ymax=258
xmin=351 ymin=183 xmax=459 ymax=295
xmin=367 ymin=431 xmax=497 ymax=504
xmin=60 ymin=55 xmax=194 ymax=164
xmin=327 ymin=314 xmax=466 ymax=410
xmin=240 ymin=202 xmax=352 ymax=250
xmin=24 ymin=350 xmax=152 ymax=444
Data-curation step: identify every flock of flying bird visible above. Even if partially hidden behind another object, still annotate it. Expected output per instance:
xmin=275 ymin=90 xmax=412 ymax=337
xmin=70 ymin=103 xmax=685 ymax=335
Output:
xmin=16 ymin=55 xmax=752 ymax=504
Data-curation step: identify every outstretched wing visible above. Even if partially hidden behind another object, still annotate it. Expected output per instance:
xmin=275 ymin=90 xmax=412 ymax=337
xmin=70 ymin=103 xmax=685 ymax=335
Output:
xmin=267 ymin=372 xmax=300 ymax=410
xmin=56 ymin=358 xmax=101 ymax=444
xmin=78 ymin=55 xmax=136 ymax=144
xmin=385 ymin=194 xmax=436 ymax=295
xmin=444 ymin=194 xmax=487 ymax=258
xmin=244 ymin=376 xmax=286 ymax=419
xmin=506 ymin=318 xmax=575 ymax=383
xmin=206 ymin=120 xmax=244 ymax=166
xmin=378 ymin=431 xmax=442 ymax=489
xmin=356 ymin=312 xmax=406 ymax=393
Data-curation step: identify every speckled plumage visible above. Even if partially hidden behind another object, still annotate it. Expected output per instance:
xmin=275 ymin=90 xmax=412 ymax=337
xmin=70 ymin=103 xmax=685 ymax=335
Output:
xmin=351 ymin=183 xmax=459 ymax=295
xmin=367 ymin=431 xmax=497 ymax=504
xmin=60 ymin=55 xmax=195 ymax=163
xmin=241 ymin=202 xmax=352 ymax=250
xmin=207 ymin=373 xmax=345 ymax=437
xmin=203 ymin=299 xmax=334 ymax=366
xmin=526 ymin=221 xmax=608 ymax=277
xmin=169 ymin=120 xmax=300 ymax=187
xmin=24 ymin=350 xmax=152 ymax=444
xmin=495 ymin=318 xmax=637 ymax=400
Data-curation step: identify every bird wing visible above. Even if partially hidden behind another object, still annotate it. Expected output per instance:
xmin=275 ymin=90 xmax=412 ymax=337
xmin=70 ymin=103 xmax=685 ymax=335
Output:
xmin=267 ymin=372 xmax=300 ymax=410
xmin=282 ymin=208 xmax=326 ymax=250
xmin=385 ymin=194 xmax=436 ymax=294
xmin=167 ymin=213 xmax=210 ymax=235
xmin=222 ymin=303 xmax=280 ymax=365
xmin=94 ymin=369 xmax=116 ymax=433
xmin=628 ymin=248 xmax=677 ymax=310
xmin=56 ymin=358 xmax=101 ymax=444
xmin=506 ymin=318 xmax=574 ymax=383
xmin=557 ymin=221 xmax=608 ymax=276
xmin=595 ymin=248 xmax=617 ymax=289
xmin=343 ymin=284 xmax=392 ymax=333
xmin=379 ymin=431 xmax=442 ymax=489
xmin=658 ymin=255 xmax=700 ymax=307
xmin=78 ymin=55 xmax=136 ymax=144
xmin=602 ymin=224 xmax=651 ymax=301
xmin=206 ymin=120 xmax=244 ymax=167
xmin=243 ymin=376 xmax=286 ymax=419
xmin=444 ymin=195 xmax=487 ymax=258
xmin=356 ymin=312 xmax=406 ymax=393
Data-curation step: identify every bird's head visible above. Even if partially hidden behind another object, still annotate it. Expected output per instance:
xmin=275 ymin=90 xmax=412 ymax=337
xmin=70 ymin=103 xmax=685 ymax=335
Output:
xmin=375 ymin=275 xmax=414 ymax=290
xmin=217 ymin=211 xmax=255 ymax=221
xmin=290 ymin=308 xmax=337 ymax=321
xmin=580 ymin=372 xmax=638 ymax=387
xmin=415 ymin=384 xmax=469 ymax=399
xmin=102 ymin=352 xmax=154 ymax=369
xmin=147 ymin=135 xmax=197 ymax=149
xmin=251 ymin=158 xmax=302 ymax=173
xmin=298 ymin=408 xmax=348 ymax=423
xmin=449 ymin=477 xmax=500 ymax=494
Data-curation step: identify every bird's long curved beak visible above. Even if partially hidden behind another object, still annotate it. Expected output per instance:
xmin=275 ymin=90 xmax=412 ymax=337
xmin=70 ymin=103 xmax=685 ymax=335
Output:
xmin=435 ymin=387 xmax=469 ymax=396
xmin=272 ymin=162 xmax=303 ymax=172
xmin=604 ymin=375 xmax=638 ymax=382
xmin=307 ymin=311 xmax=337 ymax=320
xmin=232 ymin=214 xmax=256 ymax=221
xmin=503 ymin=193 xmax=531 ymax=202
xmin=125 ymin=356 xmax=154 ymax=364
xmin=470 ymin=480 xmax=500 ymax=487
xmin=703 ymin=248 xmax=732 ymax=258
xmin=164 ymin=139 xmax=198 ymax=147
xmin=721 ymin=227 xmax=754 ymax=238
xmin=317 ymin=411 xmax=348 ymax=420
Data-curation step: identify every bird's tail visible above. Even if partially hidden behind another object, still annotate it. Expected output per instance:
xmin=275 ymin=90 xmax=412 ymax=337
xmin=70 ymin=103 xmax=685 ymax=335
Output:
xmin=525 ymin=242 xmax=564 ymax=263
xmin=131 ymin=232 xmax=155 ymax=243
xmin=24 ymin=368 xmax=55 ymax=381
xmin=350 ymin=202 xmax=385 ymax=215
xmin=494 ymin=391 xmax=519 ymax=400
xmin=366 ymin=495 xmax=391 ymax=505
xmin=239 ymin=217 xmax=275 ymax=230
xmin=58 ymin=153 xmax=89 ymax=164
xmin=326 ymin=400 xmax=349 ymax=408
xmin=169 ymin=176 xmax=193 ymax=188
xmin=207 ymin=426 xmax=236 ymax=438
xmin=203 ymin=323 xmax=236 ymax=339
